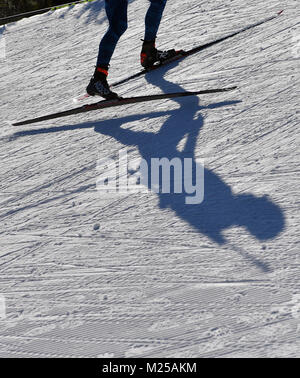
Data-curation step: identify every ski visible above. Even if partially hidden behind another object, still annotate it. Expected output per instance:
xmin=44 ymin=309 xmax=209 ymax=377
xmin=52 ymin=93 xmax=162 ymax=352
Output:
xmin=109 ymin=10 xmax=284 ymax=88
xmin=12 ymin=87 xmax=237 ymax=126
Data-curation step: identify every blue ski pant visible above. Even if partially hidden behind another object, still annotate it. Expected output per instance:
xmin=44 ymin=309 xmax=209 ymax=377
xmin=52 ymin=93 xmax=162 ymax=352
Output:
xmin=97 ymin=0 xmax=167 ymax=67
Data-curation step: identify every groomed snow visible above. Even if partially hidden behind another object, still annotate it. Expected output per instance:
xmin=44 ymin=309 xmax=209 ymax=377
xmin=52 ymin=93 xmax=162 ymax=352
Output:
xmin=0 ymin=0 xmax=299 ymax=357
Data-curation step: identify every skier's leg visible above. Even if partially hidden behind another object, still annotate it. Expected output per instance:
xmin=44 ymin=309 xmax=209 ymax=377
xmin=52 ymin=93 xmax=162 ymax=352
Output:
xmin=97 ymin=0 xmax=128 ymax=67
xmin=141 ymin=1 xmax=179 ymax=68
xmin=87 ymin=0 xmax=128 ymax=98
xmin=144 ymin=0 xmax=167 ymax=41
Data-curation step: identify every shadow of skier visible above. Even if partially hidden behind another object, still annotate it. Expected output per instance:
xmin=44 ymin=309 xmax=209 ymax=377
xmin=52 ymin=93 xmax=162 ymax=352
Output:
xmin=94 ymin=62 xmax=285 ymax=271
xmin=9 ymin=59 xmax=285 ymax=272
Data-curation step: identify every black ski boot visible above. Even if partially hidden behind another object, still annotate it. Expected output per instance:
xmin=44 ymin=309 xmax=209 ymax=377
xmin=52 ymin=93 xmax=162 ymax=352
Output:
xmin=140 ymin=40 xmax=179 ymax=68
xmin=86 ymin=66 xmax=119 ymax=100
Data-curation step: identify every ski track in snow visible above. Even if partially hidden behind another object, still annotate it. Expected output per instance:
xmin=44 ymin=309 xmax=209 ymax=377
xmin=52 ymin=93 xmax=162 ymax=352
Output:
xmin=0 ymin=0 xmax=299 ymax=357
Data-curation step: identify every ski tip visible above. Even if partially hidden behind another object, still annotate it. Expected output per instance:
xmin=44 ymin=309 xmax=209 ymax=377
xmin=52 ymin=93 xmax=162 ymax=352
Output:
xmin=215 ymin=86 xmax=238 ymax=92
xmin=10 ymin=119 xmax=31 ymax=126
xmin=277 ymin=10 xmax=284 ymax=15
xmin=11 ymin=120 xmax=23 ymax=126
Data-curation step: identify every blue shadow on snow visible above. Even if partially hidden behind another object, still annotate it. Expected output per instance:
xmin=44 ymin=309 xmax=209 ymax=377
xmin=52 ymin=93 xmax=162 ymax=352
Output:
xmin=9 ymin=60 xmax=285 ymax=272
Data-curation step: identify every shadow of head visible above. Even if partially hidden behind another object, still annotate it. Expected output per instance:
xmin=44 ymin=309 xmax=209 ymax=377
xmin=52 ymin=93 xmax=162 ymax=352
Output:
xmin=235 ymin=193 xmax=285 ymax=241
xmin=156 ymin=177 xmax=285 ymax=245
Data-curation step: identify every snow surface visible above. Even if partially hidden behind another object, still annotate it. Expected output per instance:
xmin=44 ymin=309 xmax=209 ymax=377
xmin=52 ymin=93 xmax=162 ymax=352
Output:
xmin=0 ymin=0 xmax=299 ymax=358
